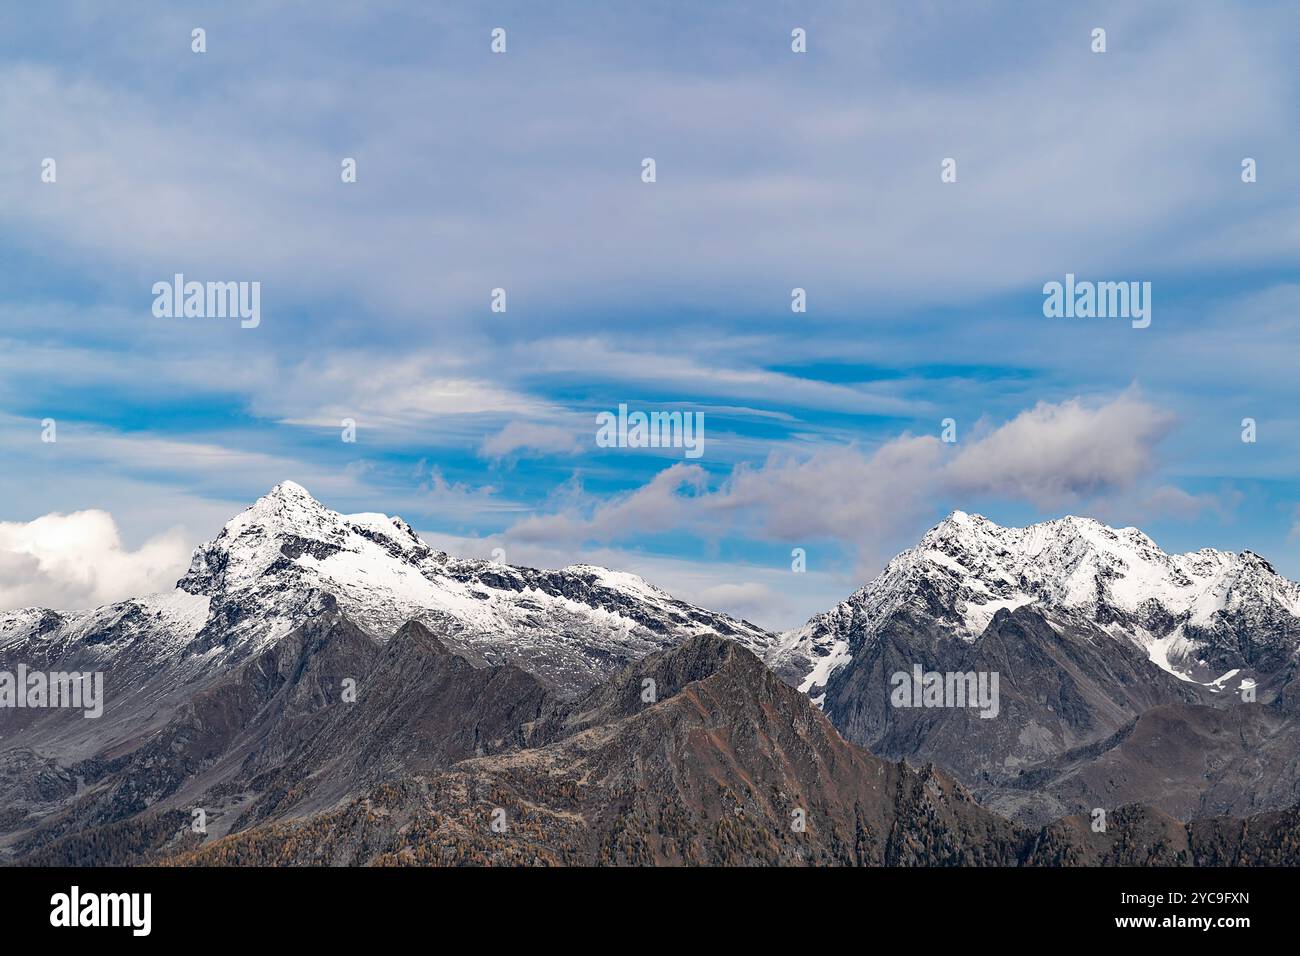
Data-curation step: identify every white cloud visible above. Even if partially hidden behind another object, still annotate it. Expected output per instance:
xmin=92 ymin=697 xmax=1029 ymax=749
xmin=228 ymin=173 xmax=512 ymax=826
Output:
xmin=690 ymin=582 xmax=786 ymax=626
xmin=1140 ymin=484 xmax=1240 ymax=522
xmin=521 ymin=339 xmax=924 ymax=417
xmin=262 ymin=356 xmax=559 ymax=432
xmin=501 ymin=391 xmax=1179 ymax=554
xmin=509 ymin=464 xmax=711 ymax=544
xmin=4 ymin=4 xmax=1295 ymax=325
xmin=945 ymin=392 xmax=1176 ymax=506
xmin=480 ymin=421 xmax=584 ymax=460
xmin=0 ymin=413 xmax=382 ymax=506
xmin=0 ymin=510 xmax=190 ymax=611
xmin=723 ymin=437 xmax=945 ymax=542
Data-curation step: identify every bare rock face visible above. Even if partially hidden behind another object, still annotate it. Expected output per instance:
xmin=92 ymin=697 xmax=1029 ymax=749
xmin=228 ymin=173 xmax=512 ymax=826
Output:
xmin=11 ymin=617 xmax=1300 ymax=868
xmin=826 ymin=605 xmax=1202 ymax=782
xmin=977 ymin=696 xmax=1300 ymax=826
xmin=158 ymin=633 xmax=1300 ymax=869
xmin=164 ymin=635 xmax=1030 ymax=867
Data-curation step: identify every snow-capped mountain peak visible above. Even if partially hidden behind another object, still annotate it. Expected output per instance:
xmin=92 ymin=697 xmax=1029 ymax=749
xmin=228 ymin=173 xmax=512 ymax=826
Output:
xmin=4 ymin=482 xmax=776 ymax=696
xmin=779 ymin=511 xmax=1300 ymax=695
xmin=179 ymin=481 xmax=444 ymax=599
xmin=916 ymin=511 xmax=1300 ymax=629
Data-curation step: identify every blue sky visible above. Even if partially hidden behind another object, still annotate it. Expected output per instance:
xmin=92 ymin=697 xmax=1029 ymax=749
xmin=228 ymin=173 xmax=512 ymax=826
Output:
xmin=2 ymin=1 xmax=1299 ymax=628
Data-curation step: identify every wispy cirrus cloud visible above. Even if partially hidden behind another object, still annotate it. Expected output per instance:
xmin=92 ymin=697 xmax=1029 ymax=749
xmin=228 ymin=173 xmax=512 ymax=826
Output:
xmin=3 ymin=3 xmax=1298 ymax=328
xmin=480 ymin=421 xmax=585 ymax=460
xmin=2 ymin=0 xmax=1300 ymax=621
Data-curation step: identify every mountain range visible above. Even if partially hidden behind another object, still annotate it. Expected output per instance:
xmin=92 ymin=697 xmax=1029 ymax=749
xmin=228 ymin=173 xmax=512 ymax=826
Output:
xmin=4 ymin=483 xmax=1300 ymax=865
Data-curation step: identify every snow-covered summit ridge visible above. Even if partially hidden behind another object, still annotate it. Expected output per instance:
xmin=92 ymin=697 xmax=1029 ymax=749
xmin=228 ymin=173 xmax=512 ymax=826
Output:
xmin=912 ymin=510 xmax=1300 ymax=630
xmin=172 ymin=481 xmax=775 ymax=690
xmin=1 ymin=482 xmax=778 ymax=695
xmin=780 ymin=510 xmax=1300 ymax=694
xmin=178 ymin=480 xmax=445 ymax=596
xmin=177 ymin=481 xmax=680 ymax=612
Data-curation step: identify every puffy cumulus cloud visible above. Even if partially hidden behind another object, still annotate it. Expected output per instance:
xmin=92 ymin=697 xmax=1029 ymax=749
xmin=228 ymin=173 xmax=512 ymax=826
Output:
xmin=506 ymin=439 xmax=946 ymax=549
xmin=944 ymin=392 xmax=1176 ymax=507
xmin=501 ymin=392 xmax=1179 ymax=552
xmin=689 ymin=582 xmax=787 ymax=627
xmin=721 ymin=437 xmax=945 ymax=542
xmin=1140 ymin=484 xmax=1241 ymax=522
xmin=480 ymin=421 xmax=584 ymax=460
xmin=0 ymin=510 xmax=190 ymax=611
xmin=509 ymin=464 xmax=711 ymax=544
